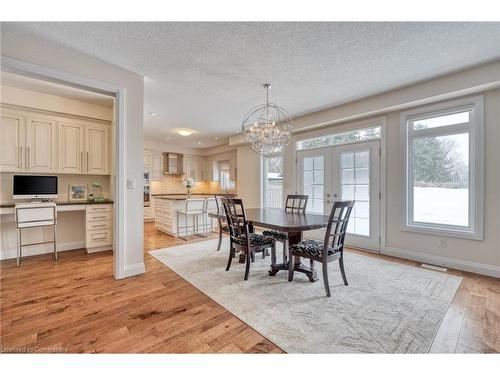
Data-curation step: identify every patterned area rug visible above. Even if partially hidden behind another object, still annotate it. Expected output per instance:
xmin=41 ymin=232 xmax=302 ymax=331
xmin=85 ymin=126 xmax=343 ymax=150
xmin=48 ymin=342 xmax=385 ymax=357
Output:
xmin=149 ymin=239 xmax=462 ymax=353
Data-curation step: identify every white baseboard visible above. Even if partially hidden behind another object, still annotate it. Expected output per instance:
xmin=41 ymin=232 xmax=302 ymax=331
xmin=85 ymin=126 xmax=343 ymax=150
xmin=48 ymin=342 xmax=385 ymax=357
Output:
xmin=383 ymin=247 xmax=500 ymax=278
xmin=1 ymin=241 xmax=86 ymax=260
xmin=117 ymin=262 xmax=146 ymax=279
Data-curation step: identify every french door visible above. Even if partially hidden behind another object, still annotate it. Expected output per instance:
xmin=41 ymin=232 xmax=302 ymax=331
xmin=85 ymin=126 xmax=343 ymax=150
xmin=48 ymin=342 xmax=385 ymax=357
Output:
xmin=297 ymin=140 xmax=381 ymax=252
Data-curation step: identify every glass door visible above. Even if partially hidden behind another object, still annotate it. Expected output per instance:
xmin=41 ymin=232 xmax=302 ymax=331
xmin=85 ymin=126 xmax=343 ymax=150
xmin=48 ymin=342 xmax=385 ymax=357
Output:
xmin=297 ymin=141 xmax=381 ymax=252
xmin=332 ymin=141 xmax=380 ymax=251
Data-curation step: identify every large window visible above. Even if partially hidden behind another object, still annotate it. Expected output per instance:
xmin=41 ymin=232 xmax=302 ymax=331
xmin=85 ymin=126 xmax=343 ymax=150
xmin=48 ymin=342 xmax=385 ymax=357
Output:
xmin=263 ymin=155 xmax=283 ymax=208
xmin=402 ymin=97 xmax=484 ymax=239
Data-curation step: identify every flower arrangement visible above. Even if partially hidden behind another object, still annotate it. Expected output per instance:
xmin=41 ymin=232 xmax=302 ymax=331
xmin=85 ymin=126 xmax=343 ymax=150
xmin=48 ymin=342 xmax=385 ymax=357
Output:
xmin=182 ymin=177 xmax=195 ymax=197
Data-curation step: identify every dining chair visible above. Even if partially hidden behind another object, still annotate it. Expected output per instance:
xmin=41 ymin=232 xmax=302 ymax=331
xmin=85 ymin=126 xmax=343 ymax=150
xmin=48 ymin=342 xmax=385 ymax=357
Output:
xmin=262 ymin=194 xmax=308 ymax=263
xmin=214 ymin=193 xmax=236 ymax=251
xmin=222 ymin=198 xmax=276 ymax=280
xmin=288 ymin=200 xmax=354 ymax=297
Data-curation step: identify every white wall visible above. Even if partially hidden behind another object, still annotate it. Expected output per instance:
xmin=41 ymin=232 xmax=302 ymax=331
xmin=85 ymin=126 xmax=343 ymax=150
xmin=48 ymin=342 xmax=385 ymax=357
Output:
xmin=236 ymin=145 xmax=261 ymax=208
xmin=1 ymin=85 xmax=113 ymax=121
xmin=1 ymin=31 xmax=145 ymax=278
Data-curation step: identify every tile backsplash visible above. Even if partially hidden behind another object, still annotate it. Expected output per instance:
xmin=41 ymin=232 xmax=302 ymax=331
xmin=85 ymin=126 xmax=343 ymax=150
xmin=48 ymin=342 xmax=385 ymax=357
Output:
xmin=150 ymin=175 xmax=235 ymax=195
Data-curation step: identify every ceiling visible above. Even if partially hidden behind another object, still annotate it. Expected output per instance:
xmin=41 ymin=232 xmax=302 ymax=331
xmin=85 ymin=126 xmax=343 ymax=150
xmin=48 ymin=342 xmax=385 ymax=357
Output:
xmin=2 ymin=22 xmax=500 ymax=149
xmin=1 ymin=72 xmax=114 ymax=107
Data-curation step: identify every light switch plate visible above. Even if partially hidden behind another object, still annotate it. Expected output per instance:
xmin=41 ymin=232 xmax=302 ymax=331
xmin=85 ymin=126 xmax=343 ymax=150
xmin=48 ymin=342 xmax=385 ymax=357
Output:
xmin=127 ymin=179 xmax=136 ymax=189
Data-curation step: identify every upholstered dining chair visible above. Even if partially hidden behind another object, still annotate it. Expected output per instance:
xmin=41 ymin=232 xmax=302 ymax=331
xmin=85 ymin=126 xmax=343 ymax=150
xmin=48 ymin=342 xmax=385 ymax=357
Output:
xmin=214 ymin=193 xmax=236 ymax=251
xmin=222 ymin=198 xmax=276 ymax=281
xmin=288 ymin=200 xmax=354 ymax=297
xmin=262 ymin=194 xmax=308 ymax=263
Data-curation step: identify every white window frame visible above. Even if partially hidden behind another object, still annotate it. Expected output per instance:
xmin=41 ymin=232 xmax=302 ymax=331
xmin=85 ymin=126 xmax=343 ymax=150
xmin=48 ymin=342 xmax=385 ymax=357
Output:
xmin=401 ymin=96 xmax=484 ymax=240
xmin=262 ymin=153 xmax=284 ymax=208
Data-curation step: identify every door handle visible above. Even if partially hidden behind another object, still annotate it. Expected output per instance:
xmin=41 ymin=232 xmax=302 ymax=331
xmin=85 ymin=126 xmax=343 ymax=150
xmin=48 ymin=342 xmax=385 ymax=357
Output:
xmin=333 ymin=194 xmax=338 ymax=198
xmin=326 ymin=200 xmax=331 ymax=204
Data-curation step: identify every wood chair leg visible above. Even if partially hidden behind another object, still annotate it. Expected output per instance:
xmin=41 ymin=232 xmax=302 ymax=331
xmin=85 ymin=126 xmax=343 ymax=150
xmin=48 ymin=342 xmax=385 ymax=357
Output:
xmin=244 ymin=250 xmax=251 ymax=280
xmin=322 ymin=262 xmax=331 ymax=297
xmin=217 ymin=219 xmax=223 ymax=251
xmin=270 ymin=243 xmax=276 ymax=265
xmin=282 ymin=239 xmax=288 ymax=263
xmin=225 ymin=246 xmax=234 ymax=271
xmin=339 ymin=253 xmax=348 ymax=286
xmin=288 ymin=249 xmax=294 ymax=282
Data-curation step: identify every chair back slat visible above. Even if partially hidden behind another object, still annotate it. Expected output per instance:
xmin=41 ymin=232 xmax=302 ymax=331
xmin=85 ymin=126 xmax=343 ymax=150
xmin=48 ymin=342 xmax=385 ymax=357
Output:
xmin=323 ymin=200 xmax=355 ymax=259
xmin=221 ymin=198 xmax=249 ymax=245
xmin=285 ymin=194 xmax=308 ymax=213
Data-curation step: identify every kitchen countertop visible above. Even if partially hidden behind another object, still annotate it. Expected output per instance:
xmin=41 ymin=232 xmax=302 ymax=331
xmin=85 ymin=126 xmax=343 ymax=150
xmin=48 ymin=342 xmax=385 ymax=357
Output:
xmin=0 ymin=200 xmax=114 ymax=208
xmin=152 ymin=194 xmax=215 ymax=200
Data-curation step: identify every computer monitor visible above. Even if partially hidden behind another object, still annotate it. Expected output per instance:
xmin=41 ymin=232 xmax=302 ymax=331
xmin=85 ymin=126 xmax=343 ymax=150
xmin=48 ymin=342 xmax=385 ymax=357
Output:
xmin=13 ymin=175 xmax=58 ymax=200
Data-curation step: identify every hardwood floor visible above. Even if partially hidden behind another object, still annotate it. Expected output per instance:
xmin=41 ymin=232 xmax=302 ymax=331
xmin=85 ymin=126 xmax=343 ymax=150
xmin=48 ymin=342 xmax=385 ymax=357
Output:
xmin=1 ymin=221 xmax=498 ymax=353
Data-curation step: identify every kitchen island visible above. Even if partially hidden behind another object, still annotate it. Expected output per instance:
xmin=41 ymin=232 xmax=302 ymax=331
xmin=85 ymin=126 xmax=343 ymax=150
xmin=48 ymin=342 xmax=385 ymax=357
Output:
xmin=153 ymin=195 xmax=218 ymax=237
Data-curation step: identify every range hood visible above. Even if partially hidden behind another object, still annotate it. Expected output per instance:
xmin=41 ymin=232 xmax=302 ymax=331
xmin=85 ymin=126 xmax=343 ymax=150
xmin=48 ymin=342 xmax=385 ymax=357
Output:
xmin=162 ymin=152 xmax=184 ymax=175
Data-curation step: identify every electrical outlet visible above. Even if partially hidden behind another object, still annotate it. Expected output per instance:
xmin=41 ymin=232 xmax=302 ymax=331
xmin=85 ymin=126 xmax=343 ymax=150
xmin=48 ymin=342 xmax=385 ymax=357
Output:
xmin=439 ymin=239 xmax=446 ymax=248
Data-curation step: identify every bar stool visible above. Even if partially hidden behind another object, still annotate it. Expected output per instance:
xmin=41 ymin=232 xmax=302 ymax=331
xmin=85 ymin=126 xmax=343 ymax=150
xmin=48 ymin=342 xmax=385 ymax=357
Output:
xmin=15 ymin=202 xmax=57 ymax=267
xmin=176 ymin=198 xmax=205 ymax=240
xmin=202 ymin=198 xmax=218 ymax=235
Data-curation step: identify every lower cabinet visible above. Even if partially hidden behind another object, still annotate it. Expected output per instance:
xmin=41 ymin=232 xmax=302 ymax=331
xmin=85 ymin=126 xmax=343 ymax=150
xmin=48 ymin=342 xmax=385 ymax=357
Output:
xmin=85 ymin=204 xmax=113 ymax=252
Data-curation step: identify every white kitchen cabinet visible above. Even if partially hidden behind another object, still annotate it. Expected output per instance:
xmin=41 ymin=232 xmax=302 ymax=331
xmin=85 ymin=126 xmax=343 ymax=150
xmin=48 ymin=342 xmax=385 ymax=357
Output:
xmin=184 ymin=155 xmax=207 ymax=181
xmin=151 ymin=152 xmax=163 ymax=180
xmin=143 ymin=150 xmax=152 ymax=169
xmin=0 ymin=109 xmax=25 ymax=172
xmin=26 ymin=116 xmax=58 ymax=172
xmin=1 ymin=105 xmax=111 ymax=175
xmin=85 ymin=204 xmax=113 ymax=252
xmin=59 ymin=121 xmax=85 ymax=174
xmin=85 ymin=124 xmax=110 ymax=175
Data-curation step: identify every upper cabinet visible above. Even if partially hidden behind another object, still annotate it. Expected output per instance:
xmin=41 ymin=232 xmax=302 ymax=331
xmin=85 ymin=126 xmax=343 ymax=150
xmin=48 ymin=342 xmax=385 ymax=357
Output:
xmin=85 ymin=124 xmax=109 ymax=175
xmin=143 ymin=150 xmax=152 ymax=169
xmin=0 ymin=109 xmax=25 ymax=172
xmin=26 ymin=116 xmax=58 ymax=173
xmin=184 ymin=155 xmax=206 ymax=181
xmin=0 ymin=105 xmax=111 ymax=175
xmin=59 ymin=121 xmax=85 ymax=174
xmin=151 ymin=152 xmax=163 ymax=180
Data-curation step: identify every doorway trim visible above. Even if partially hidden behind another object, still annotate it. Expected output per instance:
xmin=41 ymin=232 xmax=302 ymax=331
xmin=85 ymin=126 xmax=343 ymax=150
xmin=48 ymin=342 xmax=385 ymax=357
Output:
xmin=1 ymin=55 xmax=127 ymax=279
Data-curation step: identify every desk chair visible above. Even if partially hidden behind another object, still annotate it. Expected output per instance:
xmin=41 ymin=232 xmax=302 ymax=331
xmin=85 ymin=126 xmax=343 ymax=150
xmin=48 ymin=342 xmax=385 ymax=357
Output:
xmin=15 ymin=202 xmax=57 ymax=267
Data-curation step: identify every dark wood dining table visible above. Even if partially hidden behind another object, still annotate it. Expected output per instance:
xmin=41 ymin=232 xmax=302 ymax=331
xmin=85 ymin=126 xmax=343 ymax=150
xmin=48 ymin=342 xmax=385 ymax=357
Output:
xmin=209 ymin=208 xmax=331 ymax=282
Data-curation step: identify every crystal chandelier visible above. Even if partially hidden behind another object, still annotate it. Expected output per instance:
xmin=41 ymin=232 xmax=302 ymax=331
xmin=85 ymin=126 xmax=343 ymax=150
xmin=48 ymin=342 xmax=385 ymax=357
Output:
xmin=242 ymin=84 xmax=293 ymax=157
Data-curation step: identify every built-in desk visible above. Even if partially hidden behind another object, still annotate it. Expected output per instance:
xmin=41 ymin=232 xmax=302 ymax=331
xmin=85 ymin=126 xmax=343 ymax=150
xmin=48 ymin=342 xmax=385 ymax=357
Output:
xmin=0 ymin=201 xmax=114 ymax=260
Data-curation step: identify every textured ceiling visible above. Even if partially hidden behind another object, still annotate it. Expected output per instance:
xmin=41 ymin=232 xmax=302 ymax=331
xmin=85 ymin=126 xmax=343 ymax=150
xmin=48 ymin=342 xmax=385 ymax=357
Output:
xmin=2 ymin=22 xmax=500 ymax=149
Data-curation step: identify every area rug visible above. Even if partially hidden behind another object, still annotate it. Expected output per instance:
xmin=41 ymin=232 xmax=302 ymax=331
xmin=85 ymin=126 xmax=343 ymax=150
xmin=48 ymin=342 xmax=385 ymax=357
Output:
xmin=149 ymin=239 xmax=462 ymax=353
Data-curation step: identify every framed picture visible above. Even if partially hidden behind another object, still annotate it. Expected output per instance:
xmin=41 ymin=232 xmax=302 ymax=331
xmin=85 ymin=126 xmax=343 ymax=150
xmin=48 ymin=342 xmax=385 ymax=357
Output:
xmin=69 ymin=184 xmax=88 ymax=201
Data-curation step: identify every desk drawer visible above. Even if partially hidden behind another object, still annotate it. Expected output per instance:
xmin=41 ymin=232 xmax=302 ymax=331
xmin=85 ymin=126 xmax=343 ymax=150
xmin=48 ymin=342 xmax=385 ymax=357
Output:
xmin=86 ymin=211 xmax=112 ymax=222
xmin=86 ymin=229 xmax=113 ymax=248
xmin=87 ymin=220 xmax=111 ymax=230
xmin=87 ymin=205 xmax=112 ymax=213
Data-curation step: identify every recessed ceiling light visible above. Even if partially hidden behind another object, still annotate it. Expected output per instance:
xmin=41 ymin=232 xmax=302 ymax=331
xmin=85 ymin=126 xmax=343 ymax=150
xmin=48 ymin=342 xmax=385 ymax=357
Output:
xmin=236 ymin=130 xmax=241 ymax=134
xmin=149 ymin=112 xmax=158 ymax=116
xmin=197 ymin=141 xmax=202 ymax=145
xmin=214 ymin=136 xmax=218 ymax=140
xmin=177 ymin=129 xmax=193 ymax=136
xmin=166 ymin=137 xmax=170 ymax=141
